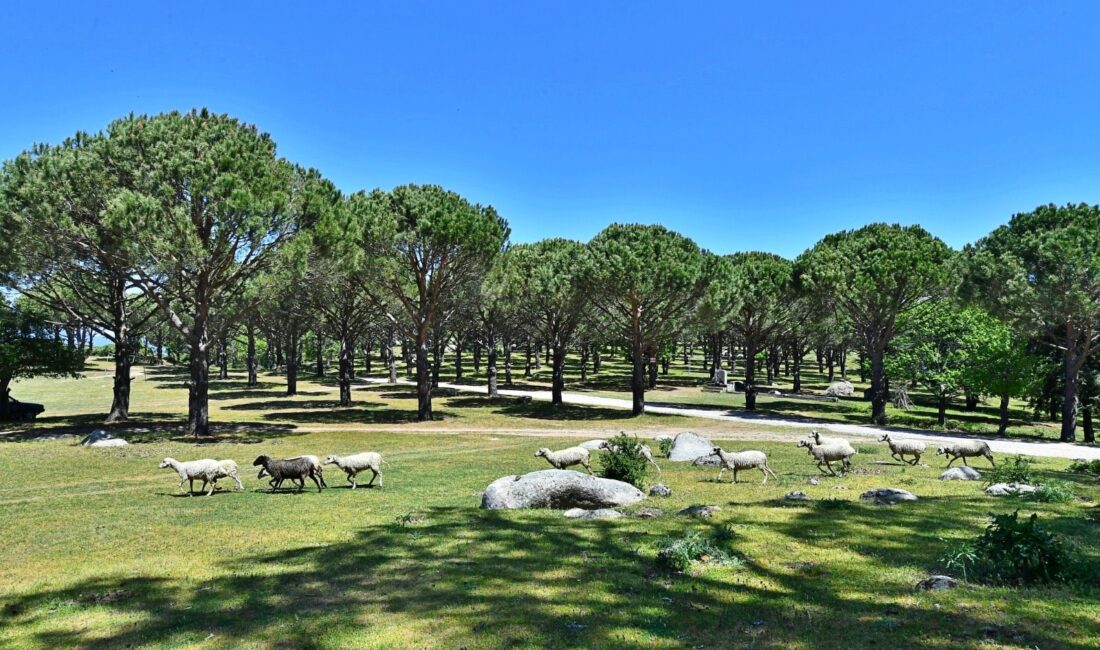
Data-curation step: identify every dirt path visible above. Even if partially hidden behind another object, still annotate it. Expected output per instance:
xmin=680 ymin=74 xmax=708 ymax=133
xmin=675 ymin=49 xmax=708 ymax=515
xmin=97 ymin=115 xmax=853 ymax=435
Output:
xmin=360 ymin=377 xmax=1100 ymax=461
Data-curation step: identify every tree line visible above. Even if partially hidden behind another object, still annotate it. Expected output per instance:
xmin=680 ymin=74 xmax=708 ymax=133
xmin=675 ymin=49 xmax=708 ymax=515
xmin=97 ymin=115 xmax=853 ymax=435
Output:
xmin=1 ymin=109 xmax=1098 ymax=442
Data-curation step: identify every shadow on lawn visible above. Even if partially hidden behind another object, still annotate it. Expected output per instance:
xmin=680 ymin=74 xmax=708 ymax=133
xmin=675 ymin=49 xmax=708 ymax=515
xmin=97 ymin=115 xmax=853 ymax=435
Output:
xmin=5 ymin=504 xmax=1097 ymax=649
xmin=0 ymin=413 xmax=302 ymax=444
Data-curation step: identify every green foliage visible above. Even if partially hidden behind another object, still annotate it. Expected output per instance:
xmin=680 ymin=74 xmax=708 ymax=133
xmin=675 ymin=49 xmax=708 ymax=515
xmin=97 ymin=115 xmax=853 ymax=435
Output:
xmin=597 ymin=433 xmax=652 ymax=488
xmin=1068 ymin=459 xmax=1100 ymax=475
xmin=657 ymin=436 xmax=674 ymax=458
xmin=655 ymin=530 xmax=739 ymax=573
xmin=0 ymin=298 xmax=83 ymax=389
xmin=941 ymin=511 xmax=1072 ymax=586
xmin=984 ymin=455 xmax=1035 ymax=486
xmin=1026 ymin=481 xmax=1076 ymax=504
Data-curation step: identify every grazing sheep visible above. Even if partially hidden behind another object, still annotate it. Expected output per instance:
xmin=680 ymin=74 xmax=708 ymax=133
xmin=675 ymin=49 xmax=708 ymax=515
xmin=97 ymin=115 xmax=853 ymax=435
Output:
xmin=707 ymin=446 xmax=778 ymax=484
xmin=256 ymin=455 xmax=327 ymax=488
xmin=808 ymin=430 xmax=848 ymax=447
xmin=252 ymin=455 xmax=323 ymax=493
xmin=936 ymin=440 xmax=995 ymax=468
xmin=598 ymin=440 xmax=662 ymax=474
xmin=534 ymin=446 xmax=593 ymax=474
xmin=159 ymin=457 xmax=222 ymax=496
xmin=880 ymin=434 xmax=926 ymax=465
xmin=798 ymin=440 xmax=857 ymax=476
xmin=214 ymin=459 xmax=245 ymax=491
xmin=324 ymin=452 xmax=386 ymax=489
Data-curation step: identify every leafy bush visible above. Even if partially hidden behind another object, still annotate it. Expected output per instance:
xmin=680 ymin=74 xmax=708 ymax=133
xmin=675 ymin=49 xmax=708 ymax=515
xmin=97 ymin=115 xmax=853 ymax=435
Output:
xmin=655 ymin=530 xmax=741 ymax=573
xmin=1068 ymin=459 xmax=1100 ymax=476
xmin=940 ymin=511 xmax=1071 ymax=585
xmin=1026 ymin=481 xmax=1076 ymax=503
xmin=598 ymin=433 xmax=652 ymax=488
xmin=984 ymin=455 xmax=1035 ymax=486
xmin=657 ymin=437 xmax=675 ymax=458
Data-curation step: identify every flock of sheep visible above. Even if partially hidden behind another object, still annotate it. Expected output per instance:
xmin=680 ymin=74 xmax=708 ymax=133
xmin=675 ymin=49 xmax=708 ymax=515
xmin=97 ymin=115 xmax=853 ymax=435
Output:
xmin=531 ymin=431 xmax=996 ymax=485
xmin=159 ymin=430 xmax=996 ymax=496
xmin=158 ymin=452 xmax=386 ymax=496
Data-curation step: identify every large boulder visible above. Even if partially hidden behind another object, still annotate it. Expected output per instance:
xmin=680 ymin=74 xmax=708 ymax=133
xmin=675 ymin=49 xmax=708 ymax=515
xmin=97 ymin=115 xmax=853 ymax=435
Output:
xmin=481 ymin=470 xmax=646 ymax=510
xmin=940 ymin=466 xmax=981 ymax=481
xmin=860 ymin=487 xmax=918 ymax=506
xmin=985 ymin=482 xmax=1036 ymax=496
xmin=825 ymin=381 xmax=855 ymax=398
xmin=80 ymin=430 xmax=128 ymax=447
xmin=667 ymin=432 xmax=714 ymax=462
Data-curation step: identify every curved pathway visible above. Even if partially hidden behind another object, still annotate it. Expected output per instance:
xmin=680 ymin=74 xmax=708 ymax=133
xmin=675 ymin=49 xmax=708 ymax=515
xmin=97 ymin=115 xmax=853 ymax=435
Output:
xmin=361 ymin=377 xmax=1100 ymax=461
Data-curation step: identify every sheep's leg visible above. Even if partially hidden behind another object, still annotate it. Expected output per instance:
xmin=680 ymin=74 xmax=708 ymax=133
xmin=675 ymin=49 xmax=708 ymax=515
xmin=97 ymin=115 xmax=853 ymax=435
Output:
xmin=946 ymin=455 xmax=957 ymax=468
xmin=188 ymin=478 xmax=195 ymax=496
xmin=177 ymin=477 xmax=186 ymax=493
xmin=765 ymin=464 xmax=779 ymax=483
xmin=732 ymin=468 xmax=739 ymax=484
xmin=376 ymin=468 xmax=383 ymax=488
xmin=205 ymin=479 xmax=215 ymax=497
xmin=987 ymin=454 xmax=995 ymax=467
xmin=961 ymin=456 xmax=969 ymax=467
xmin=317 ymin=468 xmax=328 ymax=488
xmin=582 ymin=459 xmax=593 ymax=475
xmin=816 ymin=461 xmax=829 ymax=475
xmin=271 ymin=478 xmax=282 ymax=493
xmin=232 ymin=473 xmax=244 ymax=491
xmin=824 ymin=460 xmax=837 ymax=476
xmin=348 ymin=470 xmax=357 ymax=489
xmin=309 ymin=473 xmax=323 ymax=492
xmin=367 ymin=468 xmax=380 ymax=488
xmin=650 ymin=459 xmax=662 ymax=474
xmin=716 ymin=467 xmax=725 ymax=482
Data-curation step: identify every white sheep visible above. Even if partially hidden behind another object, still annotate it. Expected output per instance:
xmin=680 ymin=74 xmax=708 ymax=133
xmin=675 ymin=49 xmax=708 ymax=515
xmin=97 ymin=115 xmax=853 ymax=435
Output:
xmin=807 ymin=430 xmax=848 ymax=447
xmin=158 ymin=457 xmax=222 ymax=496
xmin=707 ymin=446 xmax=778 ymax=484
xmin=213 ymin=459 xmax=244 ymax=491
xmin=534 ymin=446 xmax=593 ymax=474
xmin=798 ymin=440 xmax=857 ymax=476
xmin=936 ymin=440 xmax=995 ymax=467
xmin=880 ymin=434 xmax=926 ymax=465
xmin=324 ymin=452 xmax=386 ymax=489
xmin=257 ymin=454 xmax=327 ymax=488
xmin=598 ymin=440 xmax=662 ymax=474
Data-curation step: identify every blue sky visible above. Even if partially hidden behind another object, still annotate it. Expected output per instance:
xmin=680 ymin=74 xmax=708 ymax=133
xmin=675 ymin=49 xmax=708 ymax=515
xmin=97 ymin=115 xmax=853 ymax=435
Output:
xmin=2 ymin=1 xmax=1099 ymax=258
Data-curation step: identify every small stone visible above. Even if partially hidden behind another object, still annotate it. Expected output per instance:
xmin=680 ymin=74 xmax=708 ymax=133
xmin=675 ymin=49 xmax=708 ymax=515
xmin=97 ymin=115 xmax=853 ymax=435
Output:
xmin=678 ymin=505 xmax=721 ymax=518
xmin=807 ymin=477 xmax=819 ymax=486
xmin=859 ymin=488 xmax=918 ymax=506
xmin=563 ymin=508 xmax=623 ymax=520
xmin=649 ymin=484 xmax=672 ymax=497
xmin=784 ymin=490 xmax=810 ymax=501
xmin=917 ymin=575 xmax=960 ymax=591
xmin=633 ymin=507 xmax=664 ymax=518
xmin=940 ymin=466 xmax=981 ymax=481
xmin=985 ymin=482 xmax=1036 ymax=496
xmin=89 ymin=438 xmax=129 ymax=448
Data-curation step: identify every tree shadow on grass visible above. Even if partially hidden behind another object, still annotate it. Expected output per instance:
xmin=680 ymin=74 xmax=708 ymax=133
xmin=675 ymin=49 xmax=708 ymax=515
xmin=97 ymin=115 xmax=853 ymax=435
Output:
xmin=5 ymin=505 xmax=1096 ymax=649
xmin=444 ymin=395 xmax=685 ymax=422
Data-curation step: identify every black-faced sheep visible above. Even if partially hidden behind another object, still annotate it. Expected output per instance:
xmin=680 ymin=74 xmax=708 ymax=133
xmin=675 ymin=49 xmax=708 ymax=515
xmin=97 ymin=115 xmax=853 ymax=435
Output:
xmin=252 ymin=455 xmax=324 ymax=493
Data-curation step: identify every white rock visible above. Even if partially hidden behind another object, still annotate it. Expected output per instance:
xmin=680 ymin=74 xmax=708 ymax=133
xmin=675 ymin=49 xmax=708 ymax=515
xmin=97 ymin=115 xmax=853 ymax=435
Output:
xmin=481 ymin=470 xmax=646 ymax=510
xmin=668 ymin=432 xmax=714 ymax=462
xmin=578 ymin=439 xmax=606 ymax=451
xmin=860 ymin=487 xmax=918 ymax=505
xmin=563 ymin=508 xmax=623 ymax=520
xmin=825 ymin=381 xmax=855 ymax=398
xmin=940 ymin=466 xmax=981 ymax=481
xmin=917 ymin=575 xmax=959 ymax=591
xmin=89 ymin=438 xmax=129 ymax=448
xmin=985 ymin=482 xmax=1036 ymax=496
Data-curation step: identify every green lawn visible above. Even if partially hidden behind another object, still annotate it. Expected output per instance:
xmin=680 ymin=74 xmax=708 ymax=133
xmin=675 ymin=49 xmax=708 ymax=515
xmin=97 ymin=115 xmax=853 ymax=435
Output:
xmin=1 ymin=364 xmax=1099 ymax=648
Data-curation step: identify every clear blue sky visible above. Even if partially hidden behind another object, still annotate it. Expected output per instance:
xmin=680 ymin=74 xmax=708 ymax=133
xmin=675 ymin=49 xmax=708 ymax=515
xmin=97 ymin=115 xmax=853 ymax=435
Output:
xmin=3 ymin=1 xmax=1099 ymax=258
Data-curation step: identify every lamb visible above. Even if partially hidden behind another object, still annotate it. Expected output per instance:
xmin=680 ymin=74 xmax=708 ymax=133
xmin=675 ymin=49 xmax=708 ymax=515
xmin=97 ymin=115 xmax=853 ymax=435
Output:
xmin=159 ymin=457 xmax=222 ymax=496
xmin=798 ymin=440 xmax=857 ymax=476
xmin=257 ymin=454 xmax=327 ymax=488
xmin=807 ymin=430 xmax=848 ymax=447
xmin=707 ymin=446 xmax=778 ymax=484
xmin=597 ymin=440 xmax=661 ymax=474
xmin=534 ymin=446 xmax=593 ymax=474
xmin=252 ymin=455 xmax=324 ymax=493
xmin=213 ymin=459 xmax=245 ymax=491
xmin=936 ymin=440 xmax=995 ymax=468
xmin=880 ymin=434 xmax=926 ymax=465
xmin=324 ymin=452 xmax=386 ymax=489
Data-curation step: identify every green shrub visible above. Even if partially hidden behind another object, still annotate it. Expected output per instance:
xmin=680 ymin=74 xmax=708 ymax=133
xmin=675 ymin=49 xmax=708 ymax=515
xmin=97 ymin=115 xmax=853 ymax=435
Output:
xmin=984 ymin=455 xmax=1035 ymax=486
xmin=655 ymin=530 xmax=740 ymax=573
xmin=940 ymin=511 xmax=1071 ymax=586
xmin=1026 ymin=481 xmax=1076 ymax=503
xmin=598 ymin=433 xmax=652 ymax=488
xmin=657 ymin=437 xmax=675 ymax=458
xmin=1068 ymin=459 xmax=1100 ymax=475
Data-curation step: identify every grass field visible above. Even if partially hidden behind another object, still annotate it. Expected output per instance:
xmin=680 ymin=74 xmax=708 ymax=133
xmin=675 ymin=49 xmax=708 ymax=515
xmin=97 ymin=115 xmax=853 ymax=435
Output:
xmin=1 ymin=361 xmax=1099 ymax=649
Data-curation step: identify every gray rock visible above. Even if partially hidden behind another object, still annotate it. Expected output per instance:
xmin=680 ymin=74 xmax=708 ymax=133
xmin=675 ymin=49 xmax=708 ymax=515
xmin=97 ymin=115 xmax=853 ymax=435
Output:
xmin=985 ymin=482 xmax=1036 ymax=496
xmin=807 ymin=477 xmax=820 ymax=486
xmin=436 ymin=387 xmax=459 ymax=397
xmin=516 ymin=395 xmax=533 ymax=404
xmin=563 ymin=508 xmax=623 ymax=520
xmin=825 ymin=381 xmax=855 ymax=398
xmin=678 ymin=504 xmax=721 ymax=518
xmin=940 ymin=466 xmax=981 ymax=481
xmin=481 ymin=469 xmax=646 ymax=510
xmin=668 ymin=432 xmax=715 ymax=462
xmin=784 ymin=490 xmax=811 ymax=501
xmin=649 ymin=483 xmax=672 ymax=497
xmin=713 ymin=368 xmax=729 ymax=386
xmin=692 ymin=454 xmax=722 ymax=467
xmin=81 ymin=430 xmax=129 ymax=447
xmin=578 ymin=439 xmax=606 ymax=451
xmin=917 ymin=575 xmax=960 ymax=591
xmin=633 ymin=507 xmax=663 ymax=518
xmin=860 ymin=487 xmax=918 ymax=506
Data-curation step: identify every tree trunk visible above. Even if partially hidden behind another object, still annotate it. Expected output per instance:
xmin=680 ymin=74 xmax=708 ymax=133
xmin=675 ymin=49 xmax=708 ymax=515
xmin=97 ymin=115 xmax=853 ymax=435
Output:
xmin=551 ymin=344 xmax=565 ymax=405
xmin=431 ymin=339 xmax=441 ymax=388
xmin=107 ymin=342 xmax=132 ymax=423
xmin=246 ymin=323 xmax=258 ymax=387
xmin=593 ymin=346 xmax=601 ymax=373
xmin=1061 ymin=344 xmax=1080 ymax=442
xmin=503 ymin=336 xmax=513 ymax=386
xmin=416 ymin=333 xmax=432 ymax=420
xmin=792 ymin=355 xmax=802 ymax=393
xmin=857 ymin=350 xmax=866 ymax=383
xmin=218 ymin=336 xmax=229 ymax=380
xmin=487 ymin=331 xmax=499 ymax=397
xmin=647 ymin=356 xmax=658 ymax=389
xmin=1083 ymin=404 xmax=1095 ymax=444
xmin=187 ymin=334 xmax=210 ymax=438
xmin=631 ymin=338 xmax=646 ymax=416
xmin=661 ymin=357 xmax=670 ymax=375
xmin=454 ymin=340 xmax=464 ymax=381
xmin=338 ymin=336 xmax=353 ymax=406
xmin=387 ymin=329 xmax=397 ymax=384
xmin=937 ymin=391 xmax=947 ymax=426
xmin=404 ymin=339 xmax=413 ymax=377
xmin=870 ymin=346 xmax=887 ymax=425
xmin=745 ymin=339 xmax=758 ymax=410
xmin=524 ymin=341 xmax=532 ymax=377
xmin=580 ymin=345 xmax=589 ymax=382
xmin=964 ymin=394 xmax=979 ymax=411
xmin=364 ymin=339 xmax=372 ymax=375
xmin=286 ymin=328 xmax=299 ymax=396
xmin=315 ymin=332 xmax=325 ymax=376
xmin=473 ymin=342 xmax=482 ymax=374
xmin=839 ymin=347 xmax=847 ymax=378
xmin=998 ymin=394 xmax=1010 ymax=435
xmin=0 ymin=378 xmax=11 ymax=420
